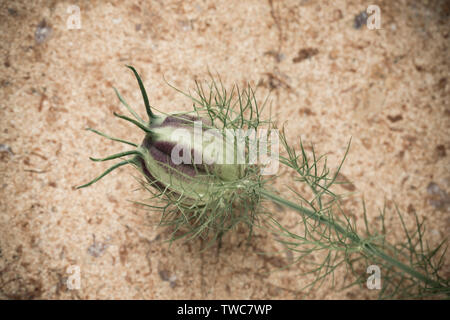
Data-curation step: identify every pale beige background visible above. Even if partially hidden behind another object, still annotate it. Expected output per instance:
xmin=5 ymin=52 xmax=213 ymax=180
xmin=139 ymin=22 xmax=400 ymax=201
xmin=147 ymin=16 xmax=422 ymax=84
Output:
xmin=0 ymin=0 xmax=449 ymax=299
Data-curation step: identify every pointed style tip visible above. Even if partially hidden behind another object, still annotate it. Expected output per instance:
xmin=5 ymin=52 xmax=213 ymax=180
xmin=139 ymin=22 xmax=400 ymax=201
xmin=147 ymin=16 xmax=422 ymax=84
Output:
xmin=125 ymin=65 xmax=135 ymax=71
xmin=126 ymin=65 xmax=156 ymax=120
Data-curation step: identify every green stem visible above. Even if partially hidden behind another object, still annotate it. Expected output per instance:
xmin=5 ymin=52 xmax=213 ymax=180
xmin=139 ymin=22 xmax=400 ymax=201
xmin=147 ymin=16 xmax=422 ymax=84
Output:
xmin=260 ymin=189 xmax=444 ymax=290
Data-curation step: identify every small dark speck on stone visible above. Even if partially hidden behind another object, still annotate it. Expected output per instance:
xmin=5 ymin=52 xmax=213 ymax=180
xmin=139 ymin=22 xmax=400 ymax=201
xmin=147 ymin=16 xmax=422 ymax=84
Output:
xmin=354 ymin=11 xmax=368 ymax=29
xmin=0 ymin=144 xmax=13 ymax=154
xmin=426 ymin=182 xmax=450 ymax=211
xmin=435 ymin=145 xmax=446 ymax=158
xmin=292 ymin=48 xmax=319 ymax=63
xmin=35 ymin=19 xmax=52 ymax=44
xmin=8 ymin=8 xmax=18 ymax=16
xmin=264 ymin=50 xmax=285 ymax=62
xmin=336 ymin=172 xmax=356 ymax=191
xmin=427 ymin=182 xmax=442 ymax=195
xmin=0 ymin=144 xmax=14 ymax=161
xmin=159 ymin=269 xmax=177 ymax=288
xmin=437 ymin=77 xmax=447 ymax=90
xmin=387 ymin=114 xmax=403 ymax=122
xmin=159 ymin=270 xmax=171 ymax=281
xmin=87 ymin=235 xmax=109 ymax=258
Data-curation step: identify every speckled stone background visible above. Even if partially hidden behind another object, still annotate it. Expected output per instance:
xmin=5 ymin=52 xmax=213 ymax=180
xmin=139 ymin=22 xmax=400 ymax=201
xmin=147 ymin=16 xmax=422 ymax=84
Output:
xmin=0 ymin=0 xmax=449 ymax=299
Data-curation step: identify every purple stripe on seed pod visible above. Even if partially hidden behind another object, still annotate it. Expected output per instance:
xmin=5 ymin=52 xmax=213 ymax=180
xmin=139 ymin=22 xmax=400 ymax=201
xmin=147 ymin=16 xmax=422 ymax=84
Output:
xmin=149 ymin=145 xmax=200 ymax=178
xmin=152 ymin=140 xmax=204 ymax=166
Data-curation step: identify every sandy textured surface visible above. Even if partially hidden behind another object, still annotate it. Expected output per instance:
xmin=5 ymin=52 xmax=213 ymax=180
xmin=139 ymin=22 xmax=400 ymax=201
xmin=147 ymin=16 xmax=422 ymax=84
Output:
xmin=0 ymin=0 xmax=449 ymax=299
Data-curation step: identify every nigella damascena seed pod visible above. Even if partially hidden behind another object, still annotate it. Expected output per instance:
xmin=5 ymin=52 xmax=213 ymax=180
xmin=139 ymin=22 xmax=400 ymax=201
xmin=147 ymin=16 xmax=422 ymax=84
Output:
xmin=137 ymin=113 xmax=245 ymax=202
xmin=77 ymin=66 xmax=246 ymax=205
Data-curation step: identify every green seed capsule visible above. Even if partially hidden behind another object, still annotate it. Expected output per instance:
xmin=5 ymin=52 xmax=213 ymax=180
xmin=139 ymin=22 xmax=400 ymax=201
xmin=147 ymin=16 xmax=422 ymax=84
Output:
xmin=138 ymin=114 xmax=244 ymax=203
xmin=78 ymin=66 xmax=265 ymax=243
xmin=78 ymin=66 xmax=245 ymax=205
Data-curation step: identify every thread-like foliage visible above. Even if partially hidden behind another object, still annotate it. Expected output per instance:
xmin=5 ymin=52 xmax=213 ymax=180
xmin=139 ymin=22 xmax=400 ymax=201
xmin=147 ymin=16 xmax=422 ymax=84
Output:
xmin=263 ymin=130 xmax=449 ymax=299
xmin=135 ymin=75 xmax=274 ymax=246
xmin=78 ymin=66 xmax=449 ymax=298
